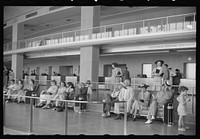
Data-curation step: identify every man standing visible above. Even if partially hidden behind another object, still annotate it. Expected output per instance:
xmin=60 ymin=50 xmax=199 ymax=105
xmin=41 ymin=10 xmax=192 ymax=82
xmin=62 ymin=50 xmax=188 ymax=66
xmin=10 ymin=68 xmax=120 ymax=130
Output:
xmin=162 ymin=64 xmax=170 ymax=84
xmin=114 ymin=79 xmax=134 ymax=120
xmin=122 ymin=67 xmax=130 ymax=82
xmin=173 ymin=69 xmax=183 ymax=95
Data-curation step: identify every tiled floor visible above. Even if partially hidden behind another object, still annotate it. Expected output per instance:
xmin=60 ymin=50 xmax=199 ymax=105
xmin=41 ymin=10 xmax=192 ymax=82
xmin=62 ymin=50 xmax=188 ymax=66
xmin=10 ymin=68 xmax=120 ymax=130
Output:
xmin=3 ymin=102 xmax=196 ymax=135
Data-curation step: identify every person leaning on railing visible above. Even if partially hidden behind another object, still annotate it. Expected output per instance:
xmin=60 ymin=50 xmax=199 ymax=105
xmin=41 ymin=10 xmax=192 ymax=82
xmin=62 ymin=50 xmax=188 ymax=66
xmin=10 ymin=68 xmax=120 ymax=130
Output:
xmin=102 ymin=82 xmax=123 ymax=118
xmin=145 ymin=80 xmax=173 ymax=124
xmin=35 ymin=80 xmax=58 ymax=109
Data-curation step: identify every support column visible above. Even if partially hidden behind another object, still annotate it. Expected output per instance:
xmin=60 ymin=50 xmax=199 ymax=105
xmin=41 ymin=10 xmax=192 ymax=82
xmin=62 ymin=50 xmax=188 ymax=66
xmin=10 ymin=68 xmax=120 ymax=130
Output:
xmin=12 ymin=23 xmax=24 ymax=80
xmin=80 ymin=6 xmax=100 ymax=84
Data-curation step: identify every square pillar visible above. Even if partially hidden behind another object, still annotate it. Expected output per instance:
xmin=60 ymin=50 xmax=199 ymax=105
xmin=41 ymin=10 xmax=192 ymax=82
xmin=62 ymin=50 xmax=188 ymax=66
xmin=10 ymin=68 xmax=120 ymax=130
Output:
xmin=80 ymin=46 xmax=99 ymax=83
xmin=80 ymin=6 xmax=100 ymax=84
xmin=11 ymin=23 xmax=24 ymax=80
xmin=12 ymin=54 xmax=23 ymax=80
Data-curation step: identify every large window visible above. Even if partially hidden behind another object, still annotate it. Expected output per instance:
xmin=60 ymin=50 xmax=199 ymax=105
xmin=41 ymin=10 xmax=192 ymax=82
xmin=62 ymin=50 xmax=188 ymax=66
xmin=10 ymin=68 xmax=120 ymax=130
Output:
xmin=142 ymin=63 xmax=152 ymax=78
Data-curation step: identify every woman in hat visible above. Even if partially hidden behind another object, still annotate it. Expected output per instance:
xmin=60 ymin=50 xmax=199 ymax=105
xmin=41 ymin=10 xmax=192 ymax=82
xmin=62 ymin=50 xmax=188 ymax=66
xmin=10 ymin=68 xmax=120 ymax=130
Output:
xmin=152 ymin=60 xmax=164 ymax=91
xmin=111 ymin=62 xmax=123 ymax=91
xmin=130 ymin=84 xmax=150 ymax=121
xmin=145 ymin=80 xmax=173 ymax=124
xmin=36 ymin=80 xmax=58 ymax=108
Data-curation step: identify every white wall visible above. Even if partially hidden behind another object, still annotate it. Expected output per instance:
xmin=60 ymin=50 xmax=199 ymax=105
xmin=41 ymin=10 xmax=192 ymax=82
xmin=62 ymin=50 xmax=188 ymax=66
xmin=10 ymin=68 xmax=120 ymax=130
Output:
xmin=23 ymin=51 xmax=195 ymax=78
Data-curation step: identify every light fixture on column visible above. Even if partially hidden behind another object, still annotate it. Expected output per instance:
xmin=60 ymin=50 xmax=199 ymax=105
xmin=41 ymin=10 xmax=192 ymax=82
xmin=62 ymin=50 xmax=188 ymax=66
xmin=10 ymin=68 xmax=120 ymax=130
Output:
xmin=188 ymin=57 xmax=192 ymax=61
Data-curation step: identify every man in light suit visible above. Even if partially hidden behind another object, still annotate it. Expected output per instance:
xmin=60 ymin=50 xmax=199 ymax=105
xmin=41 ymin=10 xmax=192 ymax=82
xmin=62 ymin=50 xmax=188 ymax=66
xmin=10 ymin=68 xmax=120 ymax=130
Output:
xmin=114 ymin=79 xmax=134 ymax=120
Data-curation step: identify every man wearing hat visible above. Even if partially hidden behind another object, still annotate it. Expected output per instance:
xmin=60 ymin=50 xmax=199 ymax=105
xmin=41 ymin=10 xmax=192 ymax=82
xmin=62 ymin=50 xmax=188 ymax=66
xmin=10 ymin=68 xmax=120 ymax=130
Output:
xmin=130 ymin=84 xmax=150 ymax=121
xmin=114 ymin=79 xmax=134 ymax=120
xmin=152 ymin=60 xmax=164 ymax=91
xmin=145 ymin=80 xmax=173 ymax=124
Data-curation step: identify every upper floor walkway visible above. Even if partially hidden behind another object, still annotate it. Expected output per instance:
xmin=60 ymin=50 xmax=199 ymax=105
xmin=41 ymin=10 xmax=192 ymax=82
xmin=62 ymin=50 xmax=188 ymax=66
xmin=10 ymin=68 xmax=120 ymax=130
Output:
xmin=4 ymin=12 xmax=196 ymax=55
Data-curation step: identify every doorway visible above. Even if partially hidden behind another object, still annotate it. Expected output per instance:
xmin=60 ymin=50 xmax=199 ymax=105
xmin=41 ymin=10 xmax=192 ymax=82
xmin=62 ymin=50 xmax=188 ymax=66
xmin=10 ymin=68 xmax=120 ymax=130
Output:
xmin=59 ymin=66 xmax=73 ymax=76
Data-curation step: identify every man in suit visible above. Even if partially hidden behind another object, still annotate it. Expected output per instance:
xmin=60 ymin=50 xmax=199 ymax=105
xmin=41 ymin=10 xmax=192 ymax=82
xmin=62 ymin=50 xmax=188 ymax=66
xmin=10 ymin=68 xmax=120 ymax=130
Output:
xmin=114 ymin=79 xmax=134 ymax=120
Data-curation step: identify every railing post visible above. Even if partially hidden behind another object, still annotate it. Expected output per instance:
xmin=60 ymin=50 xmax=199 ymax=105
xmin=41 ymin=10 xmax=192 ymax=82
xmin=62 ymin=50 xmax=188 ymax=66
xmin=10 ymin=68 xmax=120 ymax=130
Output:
xmin=124 ymin=101 xmax=127 ymax=135
xmin=191 ymin=87 xmax=194 ymax=114
xmin=96 ymin=82 xmax=99 ymax=101
xmin=166 ymin=17 xmax=169 ymax=31
xmin=65 ymin=101 xmax=68 ymax=135
xmin=29 ymin=97 xmax=33 ymax=133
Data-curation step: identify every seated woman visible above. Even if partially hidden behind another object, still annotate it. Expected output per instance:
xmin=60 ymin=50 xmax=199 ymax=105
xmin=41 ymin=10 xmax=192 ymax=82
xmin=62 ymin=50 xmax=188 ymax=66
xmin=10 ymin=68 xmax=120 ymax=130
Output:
xmin=36 ymin=80 xmax=58 ymax=108
xmin=5 ymin=79 xmax=18 ymax=103
xmin=145 ymin=80 xmax=173 ymax=124
xmin=56 ymin=82 xmax=75 ymax=112
xmin=102 ymin=83 xmax=123 ymax=118
xmin=74 ymin=82 xmax=88 ymax=113
xmin=51 ymin=81 xmax=67 ymax=111
xmin=130 ymin=84 xmax=150 ymax=121
xmin=22 ymin=79 xmax=35 ymax=103
xmin=14 ymin=79 xmax=25 ymax=103
xmin=65 ymin=82 xmax=75 ymax=100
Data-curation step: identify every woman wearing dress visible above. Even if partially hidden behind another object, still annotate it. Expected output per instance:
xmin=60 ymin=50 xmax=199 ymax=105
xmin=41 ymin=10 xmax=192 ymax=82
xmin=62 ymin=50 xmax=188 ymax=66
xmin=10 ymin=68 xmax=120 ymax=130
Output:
xmin=130 ymin=84 xmax=150 ymax=121
xmin=36 ymin=80 xmax=58 ymax=108
xmin=152 ymin=60 xmax=164 ymax=91
xmin=111 ymin=62 xmax=123 ymax=91
xmin=52 ymin=81 xmax=67 ymax=111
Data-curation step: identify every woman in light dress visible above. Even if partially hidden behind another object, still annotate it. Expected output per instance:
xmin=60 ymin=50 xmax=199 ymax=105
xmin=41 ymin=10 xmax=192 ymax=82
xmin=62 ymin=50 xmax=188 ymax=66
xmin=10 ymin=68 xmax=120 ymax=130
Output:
xmin=152 ymin=60 xmax=164 ymax=91
xmin=111 ymin=62 xmax=122 ymax=91
xmin=36 ymin=80 xmax=58 ymax=108
xmin=52 ymin=81 xmax=67 ymax=111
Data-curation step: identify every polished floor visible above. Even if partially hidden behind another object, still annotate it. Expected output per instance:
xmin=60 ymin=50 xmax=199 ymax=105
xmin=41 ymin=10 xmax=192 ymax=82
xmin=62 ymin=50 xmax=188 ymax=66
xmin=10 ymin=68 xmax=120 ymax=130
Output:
xmin=4 ymin=102 xmax=196 ymax=135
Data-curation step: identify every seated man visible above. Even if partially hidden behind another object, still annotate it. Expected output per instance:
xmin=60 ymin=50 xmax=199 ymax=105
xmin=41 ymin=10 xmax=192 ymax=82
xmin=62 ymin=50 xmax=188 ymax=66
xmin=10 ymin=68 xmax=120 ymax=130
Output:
xmin=114 ymin=79 xmax=134 ymax=120
xmin=145 ymin=80 xmax=173 ymax=124
xmin=35 ymin=80 xmax=58 ymax=108
xmin=102 ymin=83 xmax=123 ymax=118
xmin=130 ymin=84 xmax=150 ymax=121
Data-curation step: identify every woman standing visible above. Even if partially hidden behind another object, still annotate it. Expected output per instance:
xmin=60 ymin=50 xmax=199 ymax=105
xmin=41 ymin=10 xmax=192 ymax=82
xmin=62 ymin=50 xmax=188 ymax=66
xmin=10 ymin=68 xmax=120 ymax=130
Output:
xmin=152 ymin=60 xmax=164 ymax=91
xmin=111 ymin=62 xmax=122 ymax=91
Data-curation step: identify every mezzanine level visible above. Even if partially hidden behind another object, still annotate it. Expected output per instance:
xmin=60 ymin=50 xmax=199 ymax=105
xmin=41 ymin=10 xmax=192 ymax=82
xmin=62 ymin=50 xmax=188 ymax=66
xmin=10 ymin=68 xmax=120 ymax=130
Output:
xmin=4 ymin=13 xmax=196 ymax=55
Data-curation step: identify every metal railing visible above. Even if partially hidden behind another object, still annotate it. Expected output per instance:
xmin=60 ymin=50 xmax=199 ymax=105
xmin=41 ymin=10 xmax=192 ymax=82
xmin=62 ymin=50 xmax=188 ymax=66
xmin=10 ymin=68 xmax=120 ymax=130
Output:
xmin=3 ymin=94 xmax=127 ymax=135
xmin=4 ymin=13 xmax=196 ymax=52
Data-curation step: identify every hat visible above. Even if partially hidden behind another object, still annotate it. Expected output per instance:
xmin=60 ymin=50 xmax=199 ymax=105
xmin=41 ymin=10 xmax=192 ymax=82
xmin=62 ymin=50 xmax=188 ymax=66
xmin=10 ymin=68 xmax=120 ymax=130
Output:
xmin=175 ymin=69 xmax=180 ymax=71
xmin=154 ymin=60 xmax=164 ymax=65
xmin=165 ymin=80 xmax=172 ymax=86
xmin=138 ymin=84 xmax=149 ymax=88
xmin=86 ymin=80 xmax=91 ymax=84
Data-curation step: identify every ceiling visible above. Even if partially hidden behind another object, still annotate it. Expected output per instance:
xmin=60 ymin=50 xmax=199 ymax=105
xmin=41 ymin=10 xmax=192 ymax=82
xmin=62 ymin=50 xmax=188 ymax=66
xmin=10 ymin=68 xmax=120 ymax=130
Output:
xmin=4 ymin=6 xmax=154 ymax=43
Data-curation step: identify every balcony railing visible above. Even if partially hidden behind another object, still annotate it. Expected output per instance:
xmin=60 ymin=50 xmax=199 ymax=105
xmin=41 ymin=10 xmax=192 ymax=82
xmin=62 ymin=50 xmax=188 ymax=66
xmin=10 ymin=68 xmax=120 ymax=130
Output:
xmin=4 ymin=13 xmax=196 ymax=52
